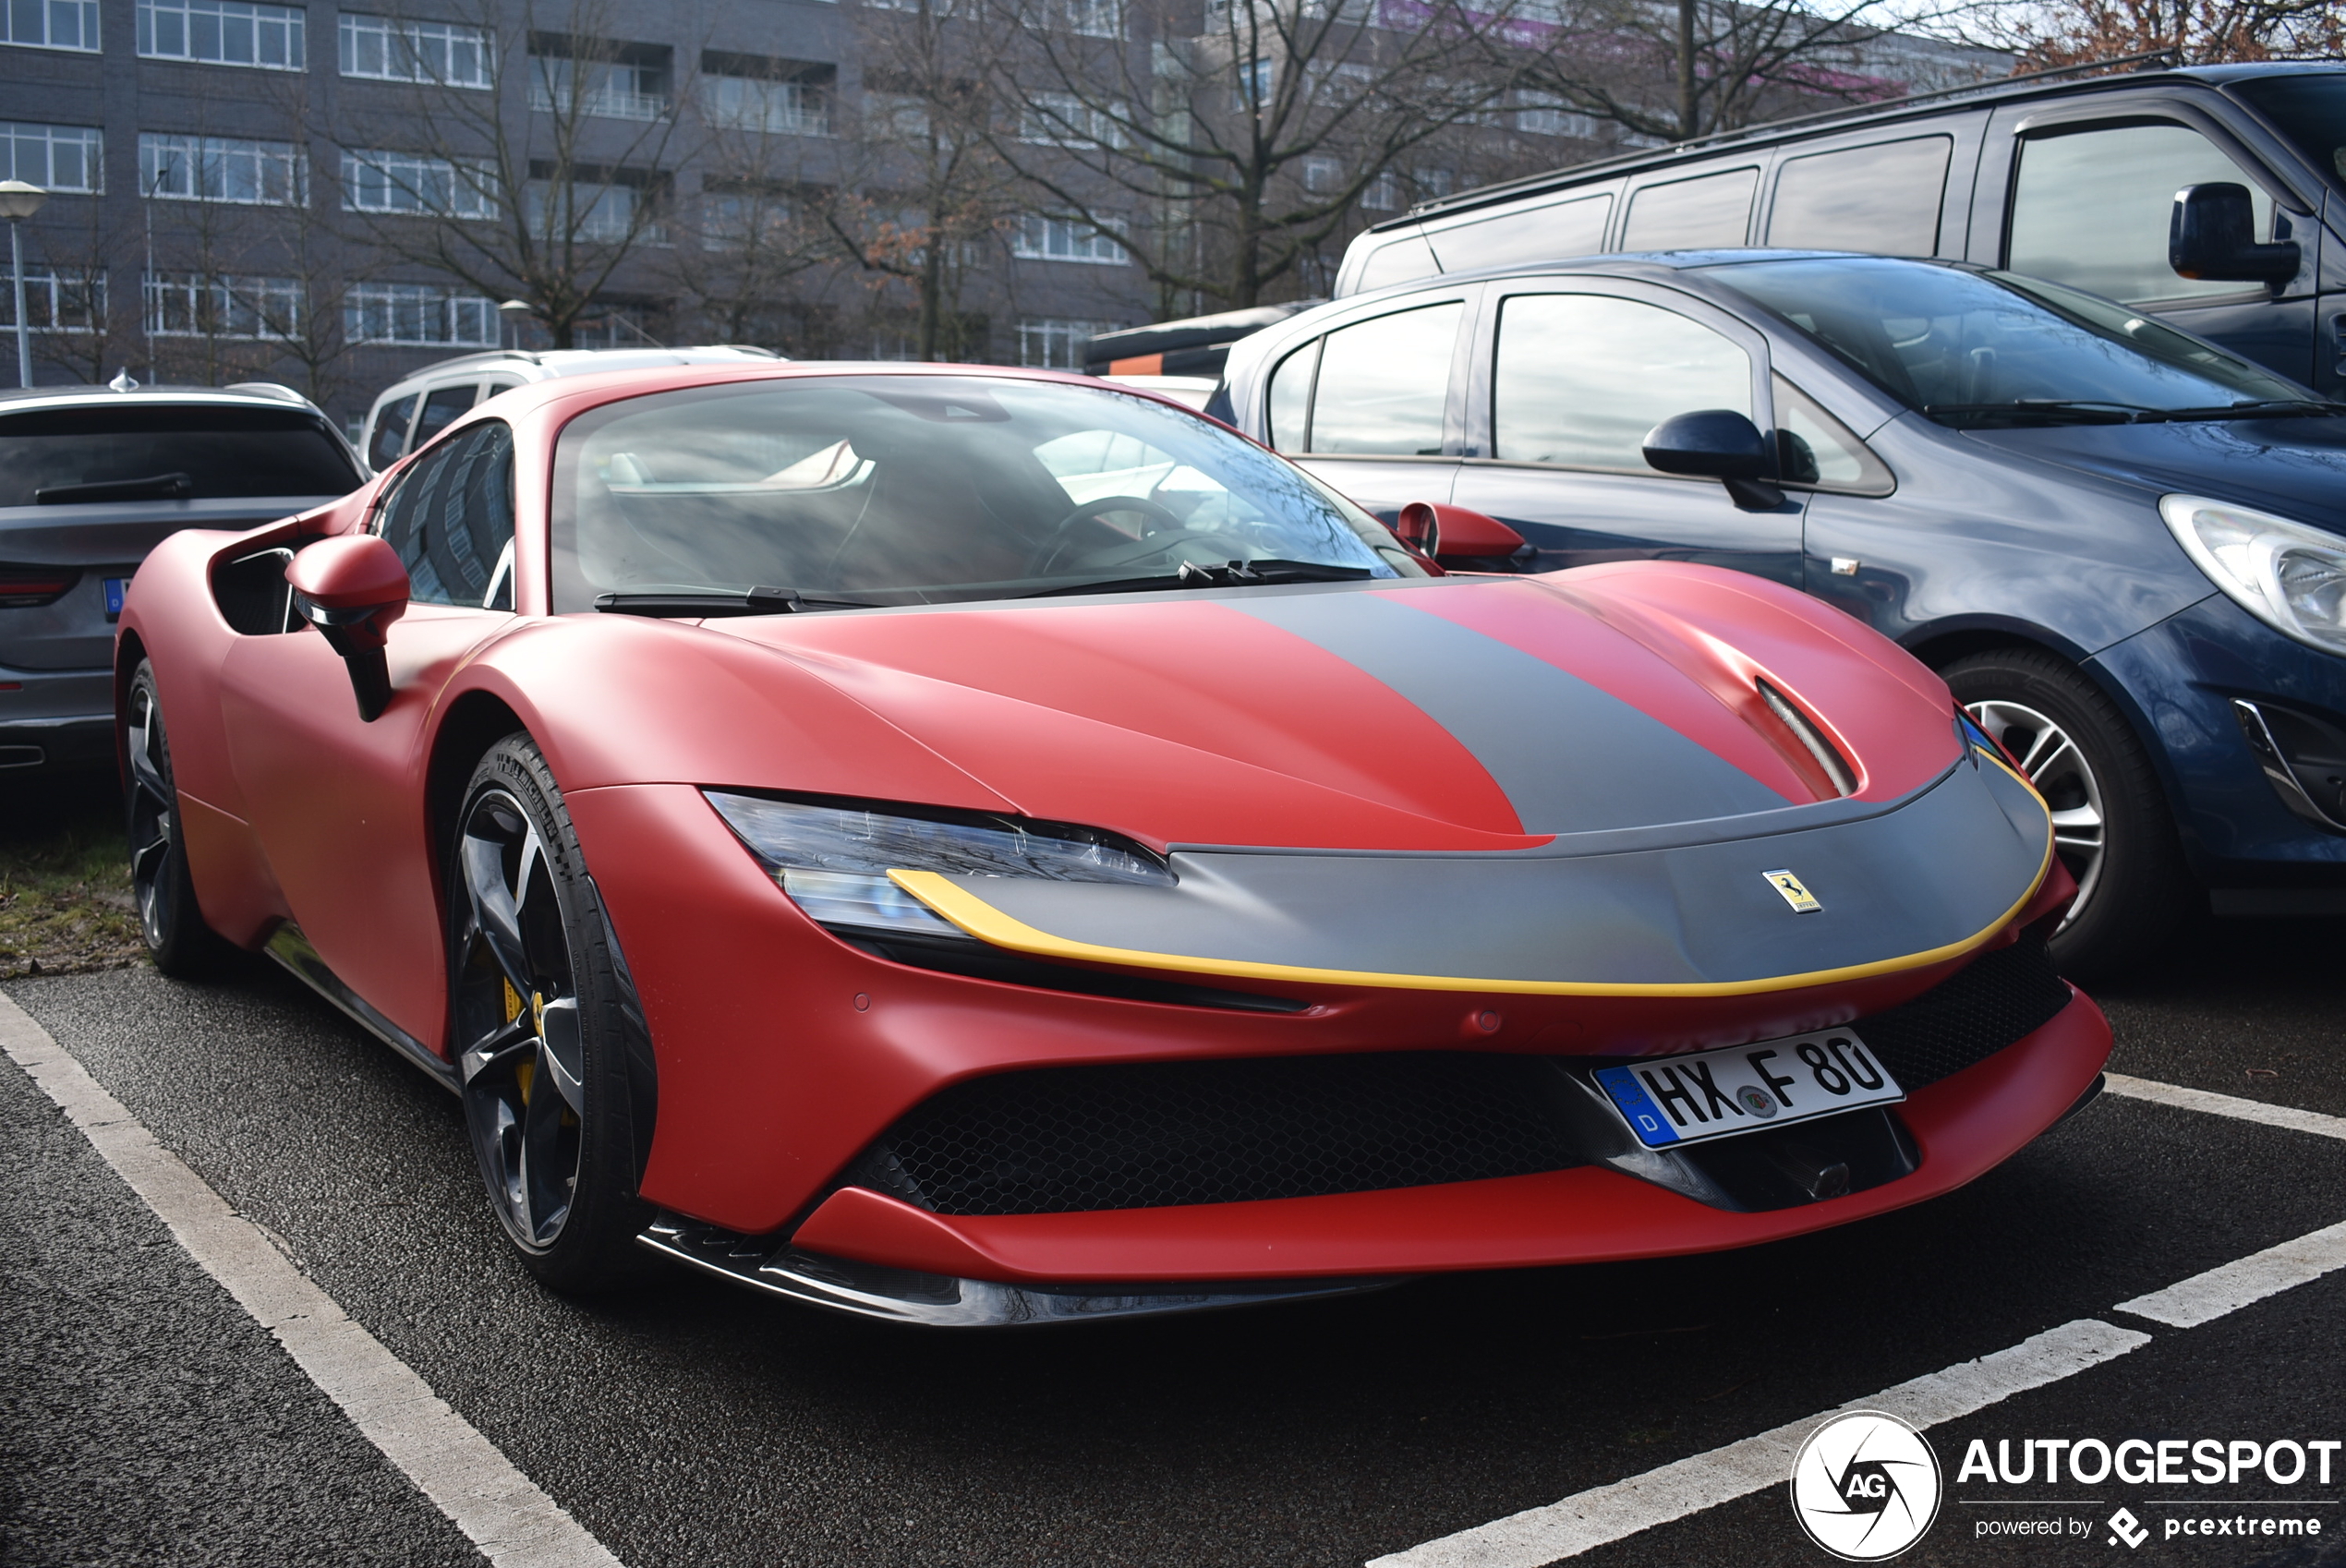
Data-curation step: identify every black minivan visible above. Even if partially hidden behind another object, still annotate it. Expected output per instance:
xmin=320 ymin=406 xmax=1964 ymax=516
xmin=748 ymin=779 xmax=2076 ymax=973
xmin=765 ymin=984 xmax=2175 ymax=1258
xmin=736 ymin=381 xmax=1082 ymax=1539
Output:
xmin=1336 ymin=63 xmax=2346 ymax=398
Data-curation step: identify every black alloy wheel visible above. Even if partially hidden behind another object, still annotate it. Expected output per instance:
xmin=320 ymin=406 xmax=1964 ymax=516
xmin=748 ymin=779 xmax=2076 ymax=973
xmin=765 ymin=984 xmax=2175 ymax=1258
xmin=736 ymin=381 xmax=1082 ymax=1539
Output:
xmin=123 ymin=660 xmax=229 ymax=978
xmin=450 ymin=735 xmax=651 ymax=1292
xmin=1941 ymin=647 xmax=2191 ymax=982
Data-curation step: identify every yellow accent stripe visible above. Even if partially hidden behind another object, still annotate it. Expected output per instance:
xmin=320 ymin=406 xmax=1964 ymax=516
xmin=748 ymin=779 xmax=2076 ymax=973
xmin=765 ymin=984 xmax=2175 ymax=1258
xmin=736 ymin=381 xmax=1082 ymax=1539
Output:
xmin=887 ymin=817 xmax=2055 ymax=999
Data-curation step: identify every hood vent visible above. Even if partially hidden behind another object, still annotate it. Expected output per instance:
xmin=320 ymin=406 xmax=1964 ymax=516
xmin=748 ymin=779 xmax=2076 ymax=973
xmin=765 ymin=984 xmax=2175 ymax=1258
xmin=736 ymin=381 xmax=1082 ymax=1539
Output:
xmin=1758 ymin=680 xmax=1856 ymax=798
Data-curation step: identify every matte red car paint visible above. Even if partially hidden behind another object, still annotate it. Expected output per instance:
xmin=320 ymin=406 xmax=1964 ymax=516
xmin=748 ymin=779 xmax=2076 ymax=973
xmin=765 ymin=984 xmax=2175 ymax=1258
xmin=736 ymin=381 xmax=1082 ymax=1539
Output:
xmin=788 ymin=988 xmax=2110 ymax=1283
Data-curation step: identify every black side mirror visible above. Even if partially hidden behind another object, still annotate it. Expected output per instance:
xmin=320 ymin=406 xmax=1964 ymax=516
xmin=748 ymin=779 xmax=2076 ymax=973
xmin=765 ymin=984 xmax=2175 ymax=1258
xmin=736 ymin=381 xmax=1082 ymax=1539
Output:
xmin=1642 ymin=410 xmax=1784 ymax=511
xmin=2170 ymin=183 xmax=2300 ymax=285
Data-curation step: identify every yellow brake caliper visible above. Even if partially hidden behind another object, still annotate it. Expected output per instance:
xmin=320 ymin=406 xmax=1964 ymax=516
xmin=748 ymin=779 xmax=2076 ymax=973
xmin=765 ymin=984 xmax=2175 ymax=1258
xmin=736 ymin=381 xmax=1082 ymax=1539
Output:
xmin=502 ymin=978 xmax=537 ymax=1104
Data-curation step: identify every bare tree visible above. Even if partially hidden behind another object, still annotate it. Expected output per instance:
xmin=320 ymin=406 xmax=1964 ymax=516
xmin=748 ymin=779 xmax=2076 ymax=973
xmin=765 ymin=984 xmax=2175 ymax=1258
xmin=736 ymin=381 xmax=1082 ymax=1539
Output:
xmin=337 ymin=0 xmax=699 ymax=348
xmin=28 ymin=199 xmax=131 ymax=386
xmin=988 ymin=0 xmax=1527 ymax=311
xmin=1960 ymin=0 xmax=2340 ymax=69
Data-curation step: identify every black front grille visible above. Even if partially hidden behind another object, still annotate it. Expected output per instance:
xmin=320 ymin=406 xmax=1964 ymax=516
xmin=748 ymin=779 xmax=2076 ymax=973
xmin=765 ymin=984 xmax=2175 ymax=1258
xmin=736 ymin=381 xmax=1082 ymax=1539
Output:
xmin=846 ymin=924 xmax=2074 ymax=1219
xmin=857 ymin=1053 xmax=1583 ymax=1216
xmin=1861 ymin=926 xmax=2071 ymax=1091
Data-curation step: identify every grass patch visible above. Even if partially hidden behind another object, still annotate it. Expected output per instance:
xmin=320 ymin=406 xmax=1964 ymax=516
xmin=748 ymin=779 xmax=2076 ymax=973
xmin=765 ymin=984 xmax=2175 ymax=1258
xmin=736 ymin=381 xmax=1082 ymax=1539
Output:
xmin=0 ymin=770 xmax=144 ymax=981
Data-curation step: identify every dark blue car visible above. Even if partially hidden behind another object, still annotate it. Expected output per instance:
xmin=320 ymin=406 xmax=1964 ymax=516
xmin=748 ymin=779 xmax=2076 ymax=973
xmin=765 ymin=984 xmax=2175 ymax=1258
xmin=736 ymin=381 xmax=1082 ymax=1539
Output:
xmin=1215 ymin=252 xmax=2346 ymax=977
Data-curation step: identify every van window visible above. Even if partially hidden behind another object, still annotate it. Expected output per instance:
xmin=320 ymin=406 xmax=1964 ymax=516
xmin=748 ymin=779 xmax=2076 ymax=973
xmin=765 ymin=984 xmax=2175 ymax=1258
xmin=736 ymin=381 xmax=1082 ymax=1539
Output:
xmin=1432 ymin=193 xmax=1613 ymax=271
xmin=1353 ymin=235 xmax=1441 ymax=291
xmin=367 ymin=392 xmax=418 ymax=470
xmin=2008 ymin=123 xmax=2276 ymax=305
xmin=1622 ymin=168 xmax=1758 ymax=250
xmin=376 ymin=420 xmax=516 ymax=609
xmin=1302 ymin=302 xmax=1462 ymax=454
xmin=1493 ymin=294 xmax=1751 ymax=469
xmin=1769 ymin=137 xmax=1951 ymax=256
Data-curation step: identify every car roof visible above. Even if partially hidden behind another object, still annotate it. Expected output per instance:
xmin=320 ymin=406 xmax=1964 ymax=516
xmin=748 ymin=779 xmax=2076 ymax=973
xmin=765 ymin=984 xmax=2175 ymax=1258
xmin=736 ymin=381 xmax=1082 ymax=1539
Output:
xmin=0 ymin=382 xmax=333 ymax=416
xmin=370 ymin=345 xmax=783 ymax=399
xmin=1389 ymin=60 xmax=2346 ymax=232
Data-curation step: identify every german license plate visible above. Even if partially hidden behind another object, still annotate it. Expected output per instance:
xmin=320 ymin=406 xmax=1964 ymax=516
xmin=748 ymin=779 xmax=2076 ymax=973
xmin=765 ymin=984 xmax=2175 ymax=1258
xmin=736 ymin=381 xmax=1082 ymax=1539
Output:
xmin=1592 ymin=1030 xmax=1903 ymax=1150
xmin=103 ymin=577 xmax=128 ymax=621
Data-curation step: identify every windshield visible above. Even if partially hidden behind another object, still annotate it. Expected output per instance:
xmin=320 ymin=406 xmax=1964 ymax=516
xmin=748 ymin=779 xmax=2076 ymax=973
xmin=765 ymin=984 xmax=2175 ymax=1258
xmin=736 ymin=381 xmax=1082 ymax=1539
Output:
xmin=0 ymin=404 xmax=360 ymax=508
xmin=2235 ymin=73 xmax=2346 ymax=187
xmin=550 ymin=374 xmax=1415 ymax=611
xmin=1701 ymin=257 xmax=2310 ymax=425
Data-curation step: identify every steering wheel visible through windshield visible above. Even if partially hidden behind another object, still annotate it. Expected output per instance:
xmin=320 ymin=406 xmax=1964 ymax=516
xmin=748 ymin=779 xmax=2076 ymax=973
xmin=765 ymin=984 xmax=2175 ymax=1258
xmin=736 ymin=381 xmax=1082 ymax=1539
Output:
xmin=549 ymin=375 xmax=1417 ymax=612
xmin=1701 ymin=256 xmax=2316 ymax=426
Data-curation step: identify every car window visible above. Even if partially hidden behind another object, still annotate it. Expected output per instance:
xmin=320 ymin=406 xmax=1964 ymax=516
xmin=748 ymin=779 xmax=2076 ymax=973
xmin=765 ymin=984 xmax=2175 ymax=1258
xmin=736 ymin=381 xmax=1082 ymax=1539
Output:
xmin=375 ymin=420 xmax=516 ymax=610
xmin=412 ymin=383 xmax=479 ymax=451
xmin=1493 ymin=294 xmax=1752 ymax=470
xmin=1769 ymin=137 xmax=1951 ymax=256
xmin=1266 ymin=340 xmax=1317 ymax=451
xmin=1622 ymin=167 xmax=1758 ymax=250
xmin=1352 ymin=235 xmax=1440 ymax=291
xmin=1432 ymin=193 xmax=1613 ymax=271
xmin=367 ymin=393 xmax=419 ymax=471
xmin=1772 ymin=375 xmax=1893 ymax=492
xmin=2233 ymin=73 xmax=2346 ymax=185
xmin=2008 ymin=123 xmax=2275 ymax=306
xmin=549 ymin=376 xmax=1419 ymax=611
xmin=0 ymin=404 xmax=361 ymax=508
xmin=1302 ymin=302 xmax=1462 ymax=454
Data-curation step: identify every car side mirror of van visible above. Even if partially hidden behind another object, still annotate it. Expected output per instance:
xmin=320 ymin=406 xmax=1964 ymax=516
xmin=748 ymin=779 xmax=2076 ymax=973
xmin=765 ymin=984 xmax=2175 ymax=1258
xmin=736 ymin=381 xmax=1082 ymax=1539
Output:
xmin=285 ymin=535 xmax=410 ymax=722
xmin=1397 ymin=501 xmax=1528 ymax=570
xmin=2170 ymin=183 xmax=2300 ymax=285
xmin=1641 ymin=410 xmax=1785 ymax=511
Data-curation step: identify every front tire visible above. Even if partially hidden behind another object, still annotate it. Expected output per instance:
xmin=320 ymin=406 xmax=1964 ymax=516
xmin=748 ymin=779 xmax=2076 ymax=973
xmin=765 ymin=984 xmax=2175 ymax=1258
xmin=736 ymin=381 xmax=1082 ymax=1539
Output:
xmin=1941 ymin=648 xmax=2189 ymax=982
xmin=124 ymin=660 xmax=230 ymax=978
xmin=449 ymin=735 xmax=650 ymax=1293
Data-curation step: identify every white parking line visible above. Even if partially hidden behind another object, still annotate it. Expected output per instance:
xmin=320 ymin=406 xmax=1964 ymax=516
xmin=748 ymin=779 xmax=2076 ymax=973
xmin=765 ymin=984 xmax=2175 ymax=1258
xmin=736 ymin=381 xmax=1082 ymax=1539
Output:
xmin=1368 ymin=1076 xmax=2346 ymax=1568
xmin=0 ymin=993 xmax=626 ymax=1568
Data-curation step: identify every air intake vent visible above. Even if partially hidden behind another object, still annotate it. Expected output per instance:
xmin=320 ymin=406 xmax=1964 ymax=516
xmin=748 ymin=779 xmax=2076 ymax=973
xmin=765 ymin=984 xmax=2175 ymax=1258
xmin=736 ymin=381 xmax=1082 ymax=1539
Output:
xmin=1758 ymin=680 xmax=1856 ymax=797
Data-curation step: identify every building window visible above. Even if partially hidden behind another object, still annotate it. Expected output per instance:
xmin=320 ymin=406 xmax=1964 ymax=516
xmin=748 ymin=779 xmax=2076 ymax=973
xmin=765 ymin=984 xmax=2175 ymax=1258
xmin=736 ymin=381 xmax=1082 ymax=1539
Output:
xmin=1018 ymin=317 xmax=1113 ymax=369
xmin=702 ymin=186 xmax=794 ymax=249
xmin=1019 ymin=91 xmax=1121 ymax=149
xmin=1302 ymin=157 xmax=1339 ymax=195
xmin=137 ymin=0 xmax=306 ymax=69
xmin=528 ymin=37 xmax=669 ymax=121
xmin=338 ymin=13 xmax=491 ymax=87
xmin=0 ymin=269 xmax=106 ymax=332
xmin=525 ymin=175 xmax=659 ymax=243
xmin=1516 ymin=104 xmax=1598 ymax=139
xmin=145 ymin=271 xmax=302 ymax=337
xmin=139 ymin=133 xmax=306 ymax=205
xmin=701 ymin=71 xmax=830 ymax=137
xmin=1 ymin=123 xmax=103 ymax=192
xmin=1012 ymin=214 xmax=1126 ymax=265
xmin=1233 ymin=59 xmax=1274 ymax=111
xmin=1053 ymin=0 xmax=1117 ymax=35
xmin=1362 ymin=169 xmax=1398 ymax=211
xmin=345 ymin=282 xmax=498 ymax=344
xmin=341 ymin=149 xmax=494 ymax=217
xmin=1414 ymin=166 xmax=1452 ymax=198
xmin=1 ymin=0 xmax=101 ymax=52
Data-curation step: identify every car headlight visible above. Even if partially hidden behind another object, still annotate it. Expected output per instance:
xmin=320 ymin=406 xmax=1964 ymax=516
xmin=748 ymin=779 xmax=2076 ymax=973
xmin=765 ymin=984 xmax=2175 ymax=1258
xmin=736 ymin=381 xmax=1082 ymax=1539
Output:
xmin=704 ymin=791 xmax=1174 ymax=940
xmin=2160 ymin=494 xmax=2346 ymax=656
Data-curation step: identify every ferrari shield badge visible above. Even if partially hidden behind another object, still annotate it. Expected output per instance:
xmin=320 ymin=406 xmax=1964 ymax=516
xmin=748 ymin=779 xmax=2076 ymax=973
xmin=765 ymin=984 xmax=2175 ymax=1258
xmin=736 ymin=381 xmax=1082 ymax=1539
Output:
xmin=1762 ymin=869 xmax=1822 ymax=913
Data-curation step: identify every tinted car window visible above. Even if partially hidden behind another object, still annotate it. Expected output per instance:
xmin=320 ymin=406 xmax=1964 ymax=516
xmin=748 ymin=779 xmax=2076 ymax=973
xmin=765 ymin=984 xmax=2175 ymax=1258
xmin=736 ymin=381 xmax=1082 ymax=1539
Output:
xmin=1305 ymin=302 xmax=1462 ymax=454
xmin=1704 ymin=256 xmax=2304 ymax=420
xmin=0 ymin=405 xmax=360 ymax=508
xmin=2233 ymin=73 xmax=2346 ymax=184
xmin=2008 ymin=123 xmax=2275 ymax=306
xmin=550 ymin=376 xmax=1417 ymax=611
xmin=1433 ymin=193 xmax=1613 ymax=270
xmin=412 ymin=383 xmax=478 ymax=450
xmin=376 ymin=421 xmax=516 ymax=609
xmin=368 ymin=393 xmax=418 ymax=470
xmin=1769 ymin=137 xmax=1950 ymax=255
xmin=1493 ymin=294 xmax=1751 ymax=469
xmin=1267 ymin=341 xmax=1316 ymax=451
xmin=1622 ymin=167 xmax=1757 ymax=249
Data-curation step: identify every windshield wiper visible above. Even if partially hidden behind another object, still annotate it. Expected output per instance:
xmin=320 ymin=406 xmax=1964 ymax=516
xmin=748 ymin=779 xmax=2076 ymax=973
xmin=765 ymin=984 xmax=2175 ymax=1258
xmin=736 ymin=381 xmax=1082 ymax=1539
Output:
xmin=35 ymin=470 xmax=194 ymax=504
xmin=594 ymin=587 xmax=882 ymax=617
xmin=1020 ymin=559 xmax=1375 ymax=598
xmin=1921 ymin=400 xmax=2150 ymax=425
xmin=2134 ymin=399 xmax=2346 ymax=422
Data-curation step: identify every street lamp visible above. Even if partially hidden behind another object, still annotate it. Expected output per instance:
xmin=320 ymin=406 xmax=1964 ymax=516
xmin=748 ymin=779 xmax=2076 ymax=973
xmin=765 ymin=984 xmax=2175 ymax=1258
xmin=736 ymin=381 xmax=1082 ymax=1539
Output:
xmin=0 ymin=179 xmax=51 ymax=390
xmin=499 ymin=298 xmax=532 ymax=350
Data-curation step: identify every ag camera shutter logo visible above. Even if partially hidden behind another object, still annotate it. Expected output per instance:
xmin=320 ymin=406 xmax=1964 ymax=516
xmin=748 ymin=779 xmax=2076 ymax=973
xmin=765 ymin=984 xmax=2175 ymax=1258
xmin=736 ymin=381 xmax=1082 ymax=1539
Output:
xmin=1790 ymin=1411 xmax=1942 ymax=1561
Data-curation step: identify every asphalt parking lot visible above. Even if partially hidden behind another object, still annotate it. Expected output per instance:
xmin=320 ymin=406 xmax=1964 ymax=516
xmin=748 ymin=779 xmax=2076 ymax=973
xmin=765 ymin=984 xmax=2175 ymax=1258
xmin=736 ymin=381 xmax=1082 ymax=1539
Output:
xmin=3 ymin=913 xmax=2341 ymax=1568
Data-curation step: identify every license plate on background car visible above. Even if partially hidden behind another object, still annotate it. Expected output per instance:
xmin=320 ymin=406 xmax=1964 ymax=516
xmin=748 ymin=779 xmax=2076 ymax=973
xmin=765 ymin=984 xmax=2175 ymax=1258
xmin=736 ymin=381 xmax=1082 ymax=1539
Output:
xmin=1593 ymin=1030 xmax=1904 ymax=1150
xmin=103 ymin=578 xmax=127 ymax=621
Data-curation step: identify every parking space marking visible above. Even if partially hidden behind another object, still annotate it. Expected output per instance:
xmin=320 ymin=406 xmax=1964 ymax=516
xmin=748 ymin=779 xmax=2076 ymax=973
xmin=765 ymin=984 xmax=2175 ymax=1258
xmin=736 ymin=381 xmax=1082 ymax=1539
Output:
xmin=2116 ymin=1218 xmax=2346 ymax=1329
xmin=2103 ymin=1073 xmax=2346 ymax=1142
xmin=1369 ymin=1076 xmax=2346 ymax=1568
xmin=0 ymin=993 xmax=627 ymax=1568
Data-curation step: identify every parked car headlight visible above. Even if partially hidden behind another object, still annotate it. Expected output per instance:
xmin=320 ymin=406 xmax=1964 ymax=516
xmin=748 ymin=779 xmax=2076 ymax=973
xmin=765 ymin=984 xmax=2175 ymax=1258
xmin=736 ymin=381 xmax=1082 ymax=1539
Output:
xmin=705 ymin=791 xmax=1174 ymax=939
xmin=2161 ymin=494 xmax=2346 ymax=656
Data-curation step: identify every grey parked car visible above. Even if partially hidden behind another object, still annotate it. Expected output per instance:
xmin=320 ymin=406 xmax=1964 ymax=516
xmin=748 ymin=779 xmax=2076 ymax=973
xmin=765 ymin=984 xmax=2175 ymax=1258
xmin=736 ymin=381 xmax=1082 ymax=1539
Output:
xmin=0 ymin=381 xmax=363 ymax=772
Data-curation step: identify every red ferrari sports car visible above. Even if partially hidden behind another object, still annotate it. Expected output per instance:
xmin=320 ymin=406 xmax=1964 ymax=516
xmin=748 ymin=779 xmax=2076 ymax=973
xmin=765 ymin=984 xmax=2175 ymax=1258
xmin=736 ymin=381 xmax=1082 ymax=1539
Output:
xmin=116 ymin=364 xmax=2107 ymax=1324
